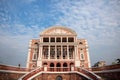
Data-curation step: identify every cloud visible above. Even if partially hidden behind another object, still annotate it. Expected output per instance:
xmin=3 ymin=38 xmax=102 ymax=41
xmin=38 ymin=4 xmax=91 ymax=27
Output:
xmin=0 ymin=0 xmax=120 ymax=66
xmin=51 ymin=0 xmax=120 ymax=65
xmin=0 ymin=24 xmax=45 ymax=66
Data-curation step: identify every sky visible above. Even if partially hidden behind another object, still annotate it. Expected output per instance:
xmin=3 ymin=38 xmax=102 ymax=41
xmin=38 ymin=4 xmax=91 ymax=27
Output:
xmin=0 ymin=0 xmax=120 ymax=67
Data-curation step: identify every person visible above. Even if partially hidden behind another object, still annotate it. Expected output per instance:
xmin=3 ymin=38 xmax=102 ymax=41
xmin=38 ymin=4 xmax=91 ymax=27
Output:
xmin=18 ymin=64 xmax=20 ymax=68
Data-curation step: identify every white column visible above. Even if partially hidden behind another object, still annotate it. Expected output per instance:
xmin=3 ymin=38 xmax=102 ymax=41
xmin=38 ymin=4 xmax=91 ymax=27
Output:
xmin=26 ymin=40 xmax=32 ymax=68
xmin=37 ymin=45 xmax=42 ymax=67
xmin=55 ymin=37 xmax=56 ymax=43
xmin=40 ymin=46 xmax=43 ymax=58
xmin=49 ymin=37 xmax=50 ymax=43
xmin=61 ymin=46 xmax=63 ymax=59
xmin=67 ymin=45 xmax=69 ymax=59
xmin=55 ymin=45 xmax=57 ymax=59
xmin=61 ymin=37 xmax=62 ymax=43
xmin=75 ymin=45 xmax=78 ymax=59
xmin=26 ymin=48 xmax=31 ymax=68
xmin=48 ymin=46 xmax=50 ymax=59
xmin=41 ymin=37 xmax=43 ymax=43
xmin=75 ymin=45 xmax=80 ymax=67
xmin=74 ymin=36 xmax=77 ymax=42
xmin=67 ymin=37 xmax=68 ymax=43
xmin=38 ymin=45 xmax=42 ymax=60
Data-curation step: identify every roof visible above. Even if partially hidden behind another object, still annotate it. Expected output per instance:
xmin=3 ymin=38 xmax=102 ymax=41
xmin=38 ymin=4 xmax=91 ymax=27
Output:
xmin=40 ymin=26 xmax=77 ymax=36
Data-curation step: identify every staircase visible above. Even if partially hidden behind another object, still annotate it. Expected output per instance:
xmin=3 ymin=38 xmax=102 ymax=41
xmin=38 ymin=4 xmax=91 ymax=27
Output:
xmin=75 ymin=67 xmax=101 ymax=80
xmin=19 ymin=67 xmax=102 ymax=80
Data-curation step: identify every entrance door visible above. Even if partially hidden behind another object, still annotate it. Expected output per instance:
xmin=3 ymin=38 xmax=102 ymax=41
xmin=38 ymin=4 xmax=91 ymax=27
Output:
xmin=56 ymin=76 xmax=62 ymax=80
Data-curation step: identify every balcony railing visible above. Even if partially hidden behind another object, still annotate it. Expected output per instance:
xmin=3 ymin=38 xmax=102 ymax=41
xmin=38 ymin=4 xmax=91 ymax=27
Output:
xmin=47 ymin=67 xmax=70 ymax=72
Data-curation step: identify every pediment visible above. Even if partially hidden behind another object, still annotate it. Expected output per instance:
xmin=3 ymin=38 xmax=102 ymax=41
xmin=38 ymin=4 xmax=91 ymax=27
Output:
xmin=40 ymin=26 xmax=77 ymax=36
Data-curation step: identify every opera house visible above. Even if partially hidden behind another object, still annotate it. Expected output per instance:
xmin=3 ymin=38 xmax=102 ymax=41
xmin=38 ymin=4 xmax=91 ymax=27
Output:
xmin=0 ymin=26 xmax=120 ymax=80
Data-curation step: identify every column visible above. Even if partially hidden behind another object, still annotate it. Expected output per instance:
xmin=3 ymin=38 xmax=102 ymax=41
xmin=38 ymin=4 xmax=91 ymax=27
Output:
xmin=67 ymin=45 xmax=69 ymax=59
xmin=74 ymin=36 xmax=76 ymax=42
xmin=41 ymin=37 xmax=43 ymax=43
xmin=61 ymin=37 xmax=62 ymax=43
xmin=48 ymin=46 xmax=50 ymax=59
xmin=75 ymin=45 xmax=78 ymax=59
xmin=37 ymin=45 xmax=42 ymax=67
xmin=61 ymin=45 xmax=63 ymax=59
xmin=55 ymin=45 xmax=57 ymax=59
xmin=67 ymin=37 xmax=68 ymax=43
xmin=40 ymin=46 xmax=43 ymax=59
xmin=37 ymin=47 xmax=40 ymax=60
xmin=55 ymin=37 xmax=56 ymax=43
xmin=49 ymin=37 xmax=50 ymax=43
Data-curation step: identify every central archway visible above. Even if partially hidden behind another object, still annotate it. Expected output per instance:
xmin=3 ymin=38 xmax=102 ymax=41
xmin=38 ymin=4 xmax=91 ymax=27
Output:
xmin=56 ymin=76 xmax=62 ymax=80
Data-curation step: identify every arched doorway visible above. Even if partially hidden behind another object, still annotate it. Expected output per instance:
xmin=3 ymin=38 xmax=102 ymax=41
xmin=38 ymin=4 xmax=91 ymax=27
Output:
xmin=56 ymin=76 xmax=62 ymax=80
xmin=56 ymin=63 xmax=61 ymax=71
xmin=50 ymin=63 xmax=54 ymax=71
xmin=70 ymin=63 xmax=74 ymax=71
xmin=43 ymin=63 xmax=47 ymax=71
xmin=63 ymin=63 xmax=68 ymax=71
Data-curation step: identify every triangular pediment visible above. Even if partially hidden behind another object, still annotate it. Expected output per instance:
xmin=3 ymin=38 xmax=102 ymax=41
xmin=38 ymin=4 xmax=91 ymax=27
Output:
xmin=40 ymin=26 xmax=77 ymax=36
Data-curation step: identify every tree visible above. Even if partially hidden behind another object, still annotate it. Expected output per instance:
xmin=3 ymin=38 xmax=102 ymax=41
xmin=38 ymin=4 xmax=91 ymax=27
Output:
xmin=116 ymin=58 xmax=120 ymax=64
xmin=112 ymin=58 xmax=120 ymax=65
xmin=93 ymin=62 xmax=100 ymax=67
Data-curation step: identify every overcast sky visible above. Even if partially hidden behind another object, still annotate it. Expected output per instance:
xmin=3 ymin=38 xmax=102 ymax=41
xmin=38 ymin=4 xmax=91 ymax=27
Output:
xmin=0 ymin=0 xmax=120 ymax=67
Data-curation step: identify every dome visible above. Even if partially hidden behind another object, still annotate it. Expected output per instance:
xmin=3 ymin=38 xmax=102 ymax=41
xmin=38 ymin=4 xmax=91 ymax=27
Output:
xmin=40 ymin=26 xmax=77 ymax=36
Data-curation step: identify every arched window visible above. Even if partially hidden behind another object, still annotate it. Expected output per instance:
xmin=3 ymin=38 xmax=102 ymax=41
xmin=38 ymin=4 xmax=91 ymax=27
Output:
xmin=63 ymin=63 xmax=67 ymax=67
xmin=56 ymin=63 xmax=61 ymax=67
xmin=56 ymin=63 xmax=61 ymax=71
xmin=81 ymin=54 xmax=84 ymax=60
xmin=79 ymin=42 xmax=83 ymax=44
xmin=56 ymin=76 xmax=62 ymax=80
xmin=63 ymin=63 xmax=68 ymax=71
xmin=34 ymin=43 xmax=39 ymax=51
xmin=50 ymin=63 xmax=54 ymax=71
xmin=50 ymin=63 xmax=54 ymax=67
xmin=70 ymin=63 xmax=74 ymax=67
xmin=43 ymin=63 xmax=47 ymax=66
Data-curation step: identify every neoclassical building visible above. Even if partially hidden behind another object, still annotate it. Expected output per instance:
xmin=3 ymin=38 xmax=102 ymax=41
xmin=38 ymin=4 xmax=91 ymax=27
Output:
xmin=1 ymin=26 xmax=120 ymax=80
xmin=26 ymin=26 xmax=91 ymax=70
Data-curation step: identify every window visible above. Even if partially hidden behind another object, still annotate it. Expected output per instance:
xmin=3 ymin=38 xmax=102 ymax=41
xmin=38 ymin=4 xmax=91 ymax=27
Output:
xmin=51 ymin=37 xmax=55 ymax=42
xmin=62 ymin=37 xmax=67 ymax=42
xmin=43 ymin=46 xmax=48 ymax=59
xmin=63 ymin=46 xmax=67 ymax=59
xmin=43 ymin=37 xmax=49 ymax=42
xmin=81 ymin=54 xmax=84 ymax=60
xmin=33 ymin=53 xmax=37 ymax=60
xmin=57 ymin=46 xmax=61 ymax=59
xmin=68 ymin=37 xmax=74 ymax=42
xmin=50 ymin=46 xmax=55 ymax=59
xmin=56 ymin=37 xmax=61 ymax=42
xmin=79 ymin=42 xmax=83 ymax=44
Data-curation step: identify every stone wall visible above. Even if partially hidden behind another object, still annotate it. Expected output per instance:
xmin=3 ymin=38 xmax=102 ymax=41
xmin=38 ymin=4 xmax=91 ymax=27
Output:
xmin=32 ymin=73 xmax=88 ymax=80
xmin=0 ymin=72 xmax=25 ymax=80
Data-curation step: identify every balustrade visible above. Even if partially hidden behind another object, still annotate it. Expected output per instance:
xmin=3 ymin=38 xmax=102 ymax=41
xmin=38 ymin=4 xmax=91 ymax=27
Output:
xmin=19 ymin=67 xmax=101 ymax=80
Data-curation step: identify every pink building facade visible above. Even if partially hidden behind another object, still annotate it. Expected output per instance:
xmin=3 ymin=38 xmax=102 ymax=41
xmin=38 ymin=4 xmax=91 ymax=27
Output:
xmin=26 ymin=26 xmax=91 ymax=70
